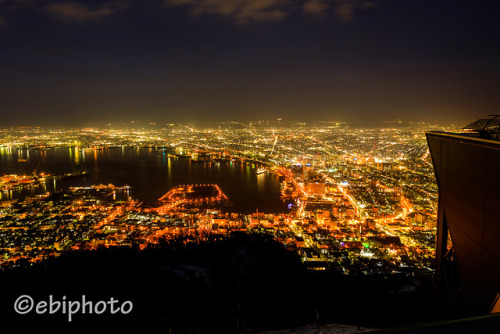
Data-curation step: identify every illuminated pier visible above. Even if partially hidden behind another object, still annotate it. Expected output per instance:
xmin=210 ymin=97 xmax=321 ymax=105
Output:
xmin=157 ymin=184 xmax=230 ymax=213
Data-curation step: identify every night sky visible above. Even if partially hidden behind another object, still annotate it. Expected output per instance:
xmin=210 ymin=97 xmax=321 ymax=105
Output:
xmin=1 ymin=0 xmax=499 ymax=127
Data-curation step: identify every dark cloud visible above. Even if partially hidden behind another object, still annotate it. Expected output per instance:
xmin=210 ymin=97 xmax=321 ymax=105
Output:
xmin=164 ymin=0 xmax=376 ymax=23
xmin=0 ymin=0 xmax=129 ymax=24
xmin=302 ymin=0 xmax=330 ymax=16
xmin=0 ymin=0 xmax=375 ymax=26
xmin=334 ymin=0 xmax=356 ymax=21
xmin=164 ymin=0 xmax=289 ymax=23
xmin=44 ymin=1 xmax=128 ymax=23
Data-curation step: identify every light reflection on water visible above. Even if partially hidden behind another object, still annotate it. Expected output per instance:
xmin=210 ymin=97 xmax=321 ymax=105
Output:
xmin=0 ymin=147 xmax=290 ymax=213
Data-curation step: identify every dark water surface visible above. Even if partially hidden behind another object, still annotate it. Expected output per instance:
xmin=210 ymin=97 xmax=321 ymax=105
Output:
xmin=0 ymin=147 xmax=288 ymax=213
